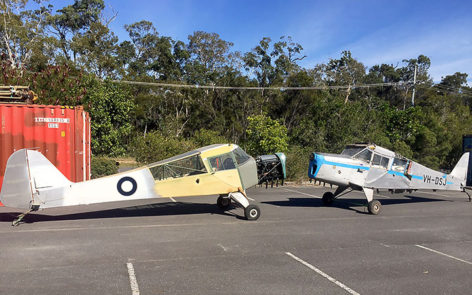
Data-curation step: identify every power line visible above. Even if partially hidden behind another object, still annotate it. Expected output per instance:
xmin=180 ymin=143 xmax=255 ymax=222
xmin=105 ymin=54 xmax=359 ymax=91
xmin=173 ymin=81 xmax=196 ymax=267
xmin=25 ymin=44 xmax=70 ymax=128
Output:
xmin=111 ymin=79 xmax=406 ymax=91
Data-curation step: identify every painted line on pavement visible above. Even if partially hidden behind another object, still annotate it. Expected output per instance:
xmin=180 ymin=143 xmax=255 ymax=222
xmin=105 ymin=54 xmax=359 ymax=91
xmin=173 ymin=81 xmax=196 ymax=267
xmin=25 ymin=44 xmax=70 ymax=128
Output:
xmin=286 ymin=252 xmax=360 ymax=295
xmin=282 ymin=188 xmax=320 ymax=198
xmin=127 ymin=262 xmax=140 ymax=295
xmin=247 ymin=197 xmax=255 ymax=201
xmin=169 ymin=197 xmax=177 ymax=202
xmin=415 ymin=245 xmax=472 ymax=265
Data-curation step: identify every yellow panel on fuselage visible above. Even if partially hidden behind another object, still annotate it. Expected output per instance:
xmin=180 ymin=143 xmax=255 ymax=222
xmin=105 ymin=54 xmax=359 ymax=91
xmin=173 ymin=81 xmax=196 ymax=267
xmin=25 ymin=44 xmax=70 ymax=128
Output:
xmin=152 ymin=169 xmax=242 ymax=198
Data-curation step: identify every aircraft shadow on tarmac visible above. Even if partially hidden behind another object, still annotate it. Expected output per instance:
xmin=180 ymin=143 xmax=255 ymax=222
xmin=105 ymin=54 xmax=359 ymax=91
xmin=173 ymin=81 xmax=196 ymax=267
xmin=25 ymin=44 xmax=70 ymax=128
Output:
xmin=262 ymin=195 xmax=449 ymax=214
xmin=0 ymin=201 xmax=244 ymax=224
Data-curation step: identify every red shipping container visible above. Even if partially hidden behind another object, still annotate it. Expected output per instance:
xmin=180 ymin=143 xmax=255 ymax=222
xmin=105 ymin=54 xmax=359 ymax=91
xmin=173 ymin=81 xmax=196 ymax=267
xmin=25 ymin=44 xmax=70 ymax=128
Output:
xmin=0 ymin=104 xmax=91 ymax=205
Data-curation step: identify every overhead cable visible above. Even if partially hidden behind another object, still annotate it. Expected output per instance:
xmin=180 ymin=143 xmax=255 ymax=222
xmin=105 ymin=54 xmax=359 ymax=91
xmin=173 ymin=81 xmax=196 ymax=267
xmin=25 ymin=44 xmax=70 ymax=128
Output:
xmin=112 ymin=80 xmax=405 ymax=91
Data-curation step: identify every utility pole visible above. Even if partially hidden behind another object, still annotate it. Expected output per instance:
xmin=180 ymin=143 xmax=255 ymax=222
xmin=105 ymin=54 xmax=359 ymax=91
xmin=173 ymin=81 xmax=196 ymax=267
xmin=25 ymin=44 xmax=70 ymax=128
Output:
xmin=411 ymin=64 xmax=417 ymax=106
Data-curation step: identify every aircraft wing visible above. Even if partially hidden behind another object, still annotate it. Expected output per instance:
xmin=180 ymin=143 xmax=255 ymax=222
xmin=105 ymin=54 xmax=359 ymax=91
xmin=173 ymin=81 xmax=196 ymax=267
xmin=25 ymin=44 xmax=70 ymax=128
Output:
xmin=364 ymin=167 xmax=411 ymax=189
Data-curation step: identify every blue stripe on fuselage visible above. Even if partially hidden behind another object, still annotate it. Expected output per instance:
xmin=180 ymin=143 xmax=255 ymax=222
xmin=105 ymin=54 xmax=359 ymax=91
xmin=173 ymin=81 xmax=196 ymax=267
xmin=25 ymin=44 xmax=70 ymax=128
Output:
xmin=387 ymin=170 xmax=422 ymax=180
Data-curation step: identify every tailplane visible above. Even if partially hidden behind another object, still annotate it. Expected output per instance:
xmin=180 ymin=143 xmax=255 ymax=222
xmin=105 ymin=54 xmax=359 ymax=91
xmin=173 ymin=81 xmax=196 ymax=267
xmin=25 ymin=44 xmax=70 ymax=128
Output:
xmin=450 ymin=152 xmax=470 ymax=182
xmin=0 ymin=149 xmax=70 ymax=209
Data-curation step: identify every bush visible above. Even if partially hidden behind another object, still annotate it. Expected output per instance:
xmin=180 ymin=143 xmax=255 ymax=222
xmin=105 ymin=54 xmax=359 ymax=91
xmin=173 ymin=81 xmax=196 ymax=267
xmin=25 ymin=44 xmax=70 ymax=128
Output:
xmin=245 ymin=114 xmax=289 ymax=156
xmin=285 ymin=145 xmax=312 ymax=183
xmin=192 ymin=129 xmax=227 ymax=146
xmin=91 ymin=157 xmax=119 ymax=179
xmin=131 ymin=131 xmax=196 ymax=164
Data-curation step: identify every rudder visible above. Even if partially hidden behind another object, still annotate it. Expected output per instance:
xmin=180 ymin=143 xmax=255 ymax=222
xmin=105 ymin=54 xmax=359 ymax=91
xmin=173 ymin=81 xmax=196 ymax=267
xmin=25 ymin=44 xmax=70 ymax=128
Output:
xmin=450 ymin=152 xmax=470 ymax=182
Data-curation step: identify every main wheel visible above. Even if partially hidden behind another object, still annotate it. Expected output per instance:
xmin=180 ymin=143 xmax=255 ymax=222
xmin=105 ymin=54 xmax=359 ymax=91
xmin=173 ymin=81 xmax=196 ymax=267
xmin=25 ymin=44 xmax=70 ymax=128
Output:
xmin=368 ymin=200 xmax=381 ymax=215
xmin=322 ymin=192 xmax=335 ymax=205
xmin=244 ymin=205 xmax=261 ymax=221
xmin=217 ymin=195 xmax=231 ymax=210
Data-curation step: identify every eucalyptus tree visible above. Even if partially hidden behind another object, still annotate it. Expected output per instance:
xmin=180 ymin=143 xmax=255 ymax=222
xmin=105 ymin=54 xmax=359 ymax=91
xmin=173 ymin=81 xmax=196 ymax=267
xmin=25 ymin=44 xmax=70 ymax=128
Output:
xmin=0 ymin=0 xmax=51 ymax=70
xmin=47 ymin=0 xmax=105 ymax=62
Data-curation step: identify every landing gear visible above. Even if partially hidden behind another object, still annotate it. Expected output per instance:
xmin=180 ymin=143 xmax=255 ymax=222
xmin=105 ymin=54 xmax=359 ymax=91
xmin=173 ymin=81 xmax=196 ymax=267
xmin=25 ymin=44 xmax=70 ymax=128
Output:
xmin=244 ymin=205 xmax=261 ymax=221
xmin=368 ymin=200 xmax=381 ymax=215
xmin=321 ymin=186 xmax=348 ymax=206
xmin=222 ymin=192 xmax=261 ymax=221
xmin=217 ymin=194 xmax=231 ymax=210
xmin=11 ymin=208 xmax=34 ymax=226
xmin=322 ymin=192 xmax=335 ymax=205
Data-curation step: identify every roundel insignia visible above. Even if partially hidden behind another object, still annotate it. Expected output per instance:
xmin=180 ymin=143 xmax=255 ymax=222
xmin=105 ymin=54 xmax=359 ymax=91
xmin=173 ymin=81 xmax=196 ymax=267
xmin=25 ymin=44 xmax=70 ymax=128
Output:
xmin=117 ymin=176 xmax=137 ymax=196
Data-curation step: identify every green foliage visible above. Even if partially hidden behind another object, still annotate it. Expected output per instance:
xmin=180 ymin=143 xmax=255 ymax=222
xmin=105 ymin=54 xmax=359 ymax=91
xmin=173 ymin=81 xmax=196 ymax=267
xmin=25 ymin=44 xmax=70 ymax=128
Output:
xmin=132 ymin=131 xmax=196 ymax=164
xmin=285 ymin=145 xmax=311 ymax=183
xmin=83 ymin=77 xmax=135 ymax=156
xmin=246 ymin=114 xmax=289 ymax=156
xmin=91 ymin=156 xmax=118 ymax=179
xmin=192 ymin=129 xmax=227 ymax=146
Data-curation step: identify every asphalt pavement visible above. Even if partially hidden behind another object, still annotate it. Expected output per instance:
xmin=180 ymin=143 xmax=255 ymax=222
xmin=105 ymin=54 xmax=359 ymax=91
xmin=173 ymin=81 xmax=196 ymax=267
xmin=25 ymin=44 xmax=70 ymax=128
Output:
xmin=0 ymin=186 xmax=471 ymax=294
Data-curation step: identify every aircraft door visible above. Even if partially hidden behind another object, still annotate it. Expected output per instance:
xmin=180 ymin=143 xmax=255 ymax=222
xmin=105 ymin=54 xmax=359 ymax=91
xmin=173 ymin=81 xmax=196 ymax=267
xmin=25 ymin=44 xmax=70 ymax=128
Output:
xmin=208 ymin=153 xmax=243 ymax=190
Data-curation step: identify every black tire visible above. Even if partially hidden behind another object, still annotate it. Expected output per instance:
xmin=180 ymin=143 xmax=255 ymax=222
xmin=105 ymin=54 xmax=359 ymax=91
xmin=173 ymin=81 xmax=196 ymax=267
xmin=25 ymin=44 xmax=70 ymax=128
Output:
xmin=217 ymin=195 xmax=231 ymax=210
xmin=322 ymin=192 xmax=335 ymax=205
xmin=368 ymin=200 xmax=381 ymax=215
xmin=244 ymin=205 xmax=261 ymax=221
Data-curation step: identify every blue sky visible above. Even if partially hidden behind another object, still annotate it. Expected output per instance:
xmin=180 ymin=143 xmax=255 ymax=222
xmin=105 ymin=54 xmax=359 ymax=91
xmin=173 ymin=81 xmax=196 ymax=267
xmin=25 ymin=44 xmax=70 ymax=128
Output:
xmin=55 ymin=0 xmax=472 ymax=83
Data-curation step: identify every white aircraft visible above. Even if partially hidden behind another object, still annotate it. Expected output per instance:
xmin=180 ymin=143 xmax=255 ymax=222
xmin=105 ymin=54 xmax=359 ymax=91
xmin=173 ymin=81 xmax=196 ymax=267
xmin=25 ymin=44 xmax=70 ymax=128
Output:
xmin=0 ymin=144 xmax=261 ymax=225
xmin=308 ymin=143 xmax=471 ymax=214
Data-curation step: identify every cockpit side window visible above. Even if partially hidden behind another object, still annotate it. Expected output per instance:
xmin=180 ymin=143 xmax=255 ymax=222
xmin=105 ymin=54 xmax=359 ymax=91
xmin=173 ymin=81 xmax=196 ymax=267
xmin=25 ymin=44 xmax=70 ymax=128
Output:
xmin=208 ymin=152 xmax=236 ymax=172
xmin=372 ymin=153 xmax=390 ymax=169
xmin=392 ymin=157 xmax=408 ymax=172
xmin=353 ymin=149 xmax=373 ymax=163
xmin=381 ymin=157 xmax=390 ymax=168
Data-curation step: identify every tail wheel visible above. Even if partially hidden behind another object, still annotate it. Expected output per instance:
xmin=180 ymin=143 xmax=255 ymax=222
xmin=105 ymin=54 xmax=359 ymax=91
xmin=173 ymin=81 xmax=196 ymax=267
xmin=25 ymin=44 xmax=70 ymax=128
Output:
xmin=368 ymin=200 xmax=381 ymax=215
xmin=322 ymin=192 xmax=335 ymax=205
xmin=244 ymin=205 xmax=261 ymax=221
xmin=217 ymin=195 xmax=231 ymax=210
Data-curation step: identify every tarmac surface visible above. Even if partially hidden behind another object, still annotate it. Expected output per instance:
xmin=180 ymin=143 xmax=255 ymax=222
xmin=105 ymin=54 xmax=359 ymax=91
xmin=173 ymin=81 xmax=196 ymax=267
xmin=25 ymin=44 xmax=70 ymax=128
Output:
xmin=0 ymin=186 xmax=471 ymax=295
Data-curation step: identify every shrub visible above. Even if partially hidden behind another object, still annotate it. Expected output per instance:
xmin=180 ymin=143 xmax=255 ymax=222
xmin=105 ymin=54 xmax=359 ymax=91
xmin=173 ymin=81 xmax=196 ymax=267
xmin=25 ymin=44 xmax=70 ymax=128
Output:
xmin=285 ymin=145 xmax=312 ymax=183
xmin=245 ymin=114 xmax=289 ymax=156
xmin=131 ymin=131 xmax=196 ymax=164
xmin=91 ymin=157 xmax=119 ymax=179
xmin=192 ymin=129 xmax=227 ymax=146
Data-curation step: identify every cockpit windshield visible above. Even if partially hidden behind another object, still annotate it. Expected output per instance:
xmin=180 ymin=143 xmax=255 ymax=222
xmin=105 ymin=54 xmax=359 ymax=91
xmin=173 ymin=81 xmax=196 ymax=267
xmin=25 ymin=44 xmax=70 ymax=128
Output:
xmin=341 ymin=146 xmax=365 ymax=157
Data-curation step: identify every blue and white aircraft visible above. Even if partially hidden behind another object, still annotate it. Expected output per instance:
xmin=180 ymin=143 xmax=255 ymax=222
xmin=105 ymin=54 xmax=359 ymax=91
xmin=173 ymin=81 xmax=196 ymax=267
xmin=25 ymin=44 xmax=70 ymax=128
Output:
xmin=308 ymin=144 xmax=470 ymax=214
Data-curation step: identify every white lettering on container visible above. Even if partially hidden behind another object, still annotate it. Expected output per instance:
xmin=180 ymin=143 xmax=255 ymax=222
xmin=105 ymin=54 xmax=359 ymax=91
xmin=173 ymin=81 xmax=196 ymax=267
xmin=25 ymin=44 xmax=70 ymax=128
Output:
xmin=35 ymin=117 xmax=70 ymax=124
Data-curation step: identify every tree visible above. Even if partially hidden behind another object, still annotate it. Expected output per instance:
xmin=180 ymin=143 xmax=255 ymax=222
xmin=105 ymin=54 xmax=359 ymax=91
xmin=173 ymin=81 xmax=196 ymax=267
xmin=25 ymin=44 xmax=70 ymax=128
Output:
xmin=245 ymin=114 xmax=288 ymax=156
xmin=72 ymin=22 xmax=118 ymax=78
xmin=243 ymin=36 xmax=305 ymax=87
xmin=187 ymin=31 xmax=234 ymax=73
xmin=325 ymin=50 xmax=366 ymax=86
xmin=48 ymin=0 xmax=105 ymax=62
xmin=82 ymin=77 xmax=135 ymax=156
xmin=0 ymin=0 xmax=51 ymax=69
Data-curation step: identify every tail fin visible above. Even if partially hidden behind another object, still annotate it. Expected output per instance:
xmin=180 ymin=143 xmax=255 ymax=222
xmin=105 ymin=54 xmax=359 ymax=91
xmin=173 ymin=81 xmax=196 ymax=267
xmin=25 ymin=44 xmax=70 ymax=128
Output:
xmin=450 ymin=152 xmax=470 ymax=181
xmin=0 ymin=149 xmax=70 ymax=209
